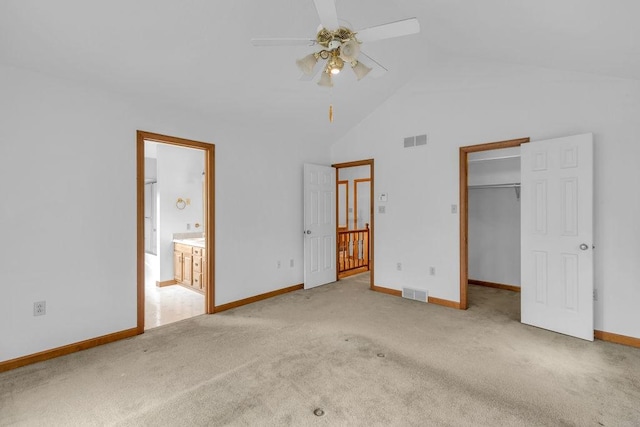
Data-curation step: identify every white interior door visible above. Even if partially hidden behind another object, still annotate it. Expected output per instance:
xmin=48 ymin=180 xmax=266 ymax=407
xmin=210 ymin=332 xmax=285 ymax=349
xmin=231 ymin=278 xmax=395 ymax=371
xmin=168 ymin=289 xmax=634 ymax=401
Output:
xmin=304 ymin=163 xmax=336 ymax=289
xmin=521 ymin=133 xmax=594 ymax=341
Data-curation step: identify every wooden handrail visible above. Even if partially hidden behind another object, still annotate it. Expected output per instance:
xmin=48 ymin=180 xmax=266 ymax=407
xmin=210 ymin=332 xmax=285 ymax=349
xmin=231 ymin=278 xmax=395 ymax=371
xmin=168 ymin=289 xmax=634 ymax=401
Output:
xmin=338 ymin=228 xmax=369 ymax=235
xmin=338 ymin=224 xmax=370 ymax=273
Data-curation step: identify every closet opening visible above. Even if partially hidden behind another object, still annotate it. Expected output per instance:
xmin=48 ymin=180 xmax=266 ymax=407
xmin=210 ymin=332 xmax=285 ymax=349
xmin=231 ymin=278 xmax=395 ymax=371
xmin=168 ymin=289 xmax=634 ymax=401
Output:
xmin=459 ymin=138 xmax=529 ymax=310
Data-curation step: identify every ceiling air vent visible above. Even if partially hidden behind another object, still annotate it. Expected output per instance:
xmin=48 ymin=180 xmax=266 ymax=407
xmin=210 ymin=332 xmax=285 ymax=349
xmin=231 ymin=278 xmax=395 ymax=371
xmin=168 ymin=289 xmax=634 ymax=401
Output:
xmin=404 ymin=136 xmax=415 ymax=148
xmin=404 ymin=134 xmax=427 ymax=148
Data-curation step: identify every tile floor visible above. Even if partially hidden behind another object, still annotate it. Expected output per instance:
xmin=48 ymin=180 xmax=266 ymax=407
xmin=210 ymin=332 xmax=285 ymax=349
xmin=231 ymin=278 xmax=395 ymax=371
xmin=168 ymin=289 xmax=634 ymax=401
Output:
xmin=144 ymin=261 xmax=204 ymax=330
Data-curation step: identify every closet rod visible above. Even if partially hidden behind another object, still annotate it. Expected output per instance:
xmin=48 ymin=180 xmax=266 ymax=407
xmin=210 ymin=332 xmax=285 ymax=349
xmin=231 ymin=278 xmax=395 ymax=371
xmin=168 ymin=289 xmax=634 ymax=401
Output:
xmin=468 ymin=183 xmax=520 ymax=189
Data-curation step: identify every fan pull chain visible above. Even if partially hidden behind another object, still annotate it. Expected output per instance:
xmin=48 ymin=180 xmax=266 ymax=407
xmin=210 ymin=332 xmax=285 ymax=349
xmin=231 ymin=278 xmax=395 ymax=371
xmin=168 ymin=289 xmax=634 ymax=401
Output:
xmin=329 ymin=104 xmax=333 ymax=123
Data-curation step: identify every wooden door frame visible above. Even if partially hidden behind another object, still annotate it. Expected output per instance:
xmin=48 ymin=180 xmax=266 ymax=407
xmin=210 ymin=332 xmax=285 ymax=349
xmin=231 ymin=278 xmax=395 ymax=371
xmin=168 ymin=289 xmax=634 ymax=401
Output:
xmin=136 ymin=131 xmax=215 ymax=334
xmin=332 ymin=159 xmax=374 ymax=289
xmin=459 ymin=138 xmax=528 ymax=310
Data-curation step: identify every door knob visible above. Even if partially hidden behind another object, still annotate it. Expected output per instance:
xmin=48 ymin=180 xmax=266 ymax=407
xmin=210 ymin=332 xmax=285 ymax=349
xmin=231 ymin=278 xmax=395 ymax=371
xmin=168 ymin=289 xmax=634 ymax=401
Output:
xmin=305 ymin=230 xmax=311 ymax=234
xmin=579 ymin=243 xmax=589 ymax=251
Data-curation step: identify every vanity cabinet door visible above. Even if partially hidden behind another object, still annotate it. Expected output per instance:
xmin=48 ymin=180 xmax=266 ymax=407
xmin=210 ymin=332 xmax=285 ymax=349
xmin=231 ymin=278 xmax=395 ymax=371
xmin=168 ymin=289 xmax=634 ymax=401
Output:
xmin=182 ymin=253 xmax=193 ymax=285
xmin=173 ymin=242 xmax=204 ymax=293
xmin=173 ymin=251 xmax=183 ymax=283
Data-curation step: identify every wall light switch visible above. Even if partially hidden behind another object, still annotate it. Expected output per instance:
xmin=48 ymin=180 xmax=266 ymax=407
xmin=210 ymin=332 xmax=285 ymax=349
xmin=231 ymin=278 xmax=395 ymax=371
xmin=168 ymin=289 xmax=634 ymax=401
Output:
xmin=378 ymin=206 xmax=386 ymax=214
xmin=451 ymin=204 xmax=458 ymax=214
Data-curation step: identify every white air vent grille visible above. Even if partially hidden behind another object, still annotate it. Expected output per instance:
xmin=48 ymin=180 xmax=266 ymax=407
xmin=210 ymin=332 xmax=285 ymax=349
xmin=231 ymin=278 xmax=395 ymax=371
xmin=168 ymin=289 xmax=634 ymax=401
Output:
xmin=402 ymin=287 xmax=428 ymax=303
xmin=403 ymin=134 xmax=427 ymax=148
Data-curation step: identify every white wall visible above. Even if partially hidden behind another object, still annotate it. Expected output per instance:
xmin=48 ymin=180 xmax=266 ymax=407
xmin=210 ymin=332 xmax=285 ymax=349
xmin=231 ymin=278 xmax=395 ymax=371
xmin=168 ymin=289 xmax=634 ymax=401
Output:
xmin=330 ymin=57 xmax=640 ymax=340
xmin=468 ymin=157 xmax=521 ymax=286
xmin=0 ymin=64 xmax=329 ymax=362
xmin=468 ymin=188 xmax=521 ymax=286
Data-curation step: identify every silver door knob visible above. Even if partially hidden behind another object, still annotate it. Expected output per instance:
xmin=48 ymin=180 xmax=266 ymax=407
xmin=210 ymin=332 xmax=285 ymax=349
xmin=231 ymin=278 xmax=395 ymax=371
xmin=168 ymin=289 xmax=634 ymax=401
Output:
xmin=305 ymin=230 xmax=311 ymax=234
xmin=579 ymin=243 xmax=589 ymax=250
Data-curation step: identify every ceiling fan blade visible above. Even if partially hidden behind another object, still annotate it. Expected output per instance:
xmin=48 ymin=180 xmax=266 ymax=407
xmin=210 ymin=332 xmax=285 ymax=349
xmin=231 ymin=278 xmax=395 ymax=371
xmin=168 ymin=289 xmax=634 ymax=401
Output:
xmin=313 ymin=0 xmax=339 ymax=30
xmin=356 ymin=18 xmax=420 ymax=43
xmin=357 ymin=52 xmax=388 ymax=78
xmin=251 ymin=38 xmax=316 ymax=47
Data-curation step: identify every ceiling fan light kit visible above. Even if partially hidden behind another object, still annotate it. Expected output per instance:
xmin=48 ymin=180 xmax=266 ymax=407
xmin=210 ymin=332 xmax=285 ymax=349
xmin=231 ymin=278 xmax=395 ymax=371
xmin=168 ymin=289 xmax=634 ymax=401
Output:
xmin=295 ymin=27 xmax=365 ymax=83
xmin=326 ymin=52 xmax=344 ymax=75
xmin=317 ymin=70 xmax=333 ymax=87
xmin=351 ymin=61 xmax=371 ymax=80
xmin=296 ymin=53 xmax=319 ymax=75
xmin=251 ymin=0 xmax=420 ymax=120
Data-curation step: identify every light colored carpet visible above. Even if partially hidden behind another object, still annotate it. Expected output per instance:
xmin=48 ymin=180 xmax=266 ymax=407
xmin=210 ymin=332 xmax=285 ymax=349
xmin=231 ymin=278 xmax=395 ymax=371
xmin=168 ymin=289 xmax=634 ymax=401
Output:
xmin=1 ymin=274 xmax=639 ymax=426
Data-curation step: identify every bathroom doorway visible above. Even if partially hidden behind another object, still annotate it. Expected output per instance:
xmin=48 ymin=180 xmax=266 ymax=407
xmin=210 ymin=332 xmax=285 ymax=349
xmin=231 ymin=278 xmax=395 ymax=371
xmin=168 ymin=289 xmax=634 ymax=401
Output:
xmin=136 ymin=131 xmax=215 ymax=333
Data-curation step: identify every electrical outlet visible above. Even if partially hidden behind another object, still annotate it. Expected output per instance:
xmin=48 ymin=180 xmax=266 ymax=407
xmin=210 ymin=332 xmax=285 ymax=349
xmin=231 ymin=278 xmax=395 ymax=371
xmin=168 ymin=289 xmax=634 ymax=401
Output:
xmin=396 ymin=262 xmax=402 ymax=271
xmin=429 ymin=267 xmax=436 ymax=276
xmin=290 ymin=259 xmax=294 ymax=268
xmin=34 ymin=301 xmax=46 ymax=316
xmin=186 ymin=223 xmax=191 ymax=230
xmin=593 ymin=289 xmax=598 ymax=301
xmin=277 ymin=260 xmax=281 ymax=269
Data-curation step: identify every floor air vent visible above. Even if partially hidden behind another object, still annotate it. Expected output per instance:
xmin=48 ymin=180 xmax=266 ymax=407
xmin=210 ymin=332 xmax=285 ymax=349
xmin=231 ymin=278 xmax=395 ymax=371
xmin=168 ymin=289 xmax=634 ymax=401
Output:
xmin=402 ymin=287 xmax=428 ymax=303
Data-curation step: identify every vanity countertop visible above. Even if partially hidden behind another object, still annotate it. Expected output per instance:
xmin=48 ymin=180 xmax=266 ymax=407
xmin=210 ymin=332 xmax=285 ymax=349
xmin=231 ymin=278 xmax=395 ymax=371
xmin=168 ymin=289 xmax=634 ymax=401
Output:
xmin=173 ymin=237 xmax=205 ymax=248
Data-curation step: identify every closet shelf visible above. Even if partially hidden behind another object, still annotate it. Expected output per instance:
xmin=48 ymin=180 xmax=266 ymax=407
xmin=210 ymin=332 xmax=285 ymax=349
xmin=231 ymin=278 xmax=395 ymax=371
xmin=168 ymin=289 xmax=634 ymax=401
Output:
xmin=468 ymin=154 xmax=520 ymax=163
xmin=468 ymin=183 xmax=520 ymax=189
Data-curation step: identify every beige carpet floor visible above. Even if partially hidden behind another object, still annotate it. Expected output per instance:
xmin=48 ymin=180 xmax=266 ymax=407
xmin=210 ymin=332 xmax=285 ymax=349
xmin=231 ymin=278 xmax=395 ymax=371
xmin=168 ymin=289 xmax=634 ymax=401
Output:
xmin=1 ymin=273 xmax=639 ymax=426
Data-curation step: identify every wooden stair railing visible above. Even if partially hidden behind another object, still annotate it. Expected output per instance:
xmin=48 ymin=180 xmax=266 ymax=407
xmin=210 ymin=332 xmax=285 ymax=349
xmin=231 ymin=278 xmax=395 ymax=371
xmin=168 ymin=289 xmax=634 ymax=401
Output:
xmin=338 ymin=223 xmax=370 ymax=273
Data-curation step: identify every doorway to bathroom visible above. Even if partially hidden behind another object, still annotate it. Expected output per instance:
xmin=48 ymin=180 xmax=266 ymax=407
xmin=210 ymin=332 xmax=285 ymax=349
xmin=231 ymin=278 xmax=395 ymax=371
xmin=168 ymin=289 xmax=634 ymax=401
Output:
xmin=136 ymin=131 xmax=215 ymax=333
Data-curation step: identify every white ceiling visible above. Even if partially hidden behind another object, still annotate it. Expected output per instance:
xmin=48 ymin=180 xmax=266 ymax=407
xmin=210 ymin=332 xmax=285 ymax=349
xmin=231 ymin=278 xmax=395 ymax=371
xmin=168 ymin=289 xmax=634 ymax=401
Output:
xmin=2 ymin=0 xmax=638 ymax=144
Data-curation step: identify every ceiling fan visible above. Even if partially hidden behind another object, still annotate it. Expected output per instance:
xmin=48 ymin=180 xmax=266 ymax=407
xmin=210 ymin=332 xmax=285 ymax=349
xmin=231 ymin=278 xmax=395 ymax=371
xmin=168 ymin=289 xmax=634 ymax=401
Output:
xmin=251 ymin=0 xmax=420 ymax=87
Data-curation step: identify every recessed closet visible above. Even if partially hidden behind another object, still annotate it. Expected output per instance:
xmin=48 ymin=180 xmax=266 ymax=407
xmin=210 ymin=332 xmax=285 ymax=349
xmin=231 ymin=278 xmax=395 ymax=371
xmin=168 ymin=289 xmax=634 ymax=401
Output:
xmin=468 ymin=147 xmax=521 ymax=292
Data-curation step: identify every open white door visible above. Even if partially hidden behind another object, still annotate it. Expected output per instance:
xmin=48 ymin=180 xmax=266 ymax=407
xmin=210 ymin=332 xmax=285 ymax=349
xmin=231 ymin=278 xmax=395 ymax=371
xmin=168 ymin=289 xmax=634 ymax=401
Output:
xmin=521 ymin=133 xmax=594 ymax=341
xmin=304 ymin=163 xmax=337 ymax=289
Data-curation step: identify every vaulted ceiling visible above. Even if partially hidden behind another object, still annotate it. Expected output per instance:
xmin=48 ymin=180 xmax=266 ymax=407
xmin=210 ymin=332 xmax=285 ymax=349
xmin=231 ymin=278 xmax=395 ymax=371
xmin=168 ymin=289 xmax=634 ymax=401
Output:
xmin=1 ymin=0 xmax=638 ymax=144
